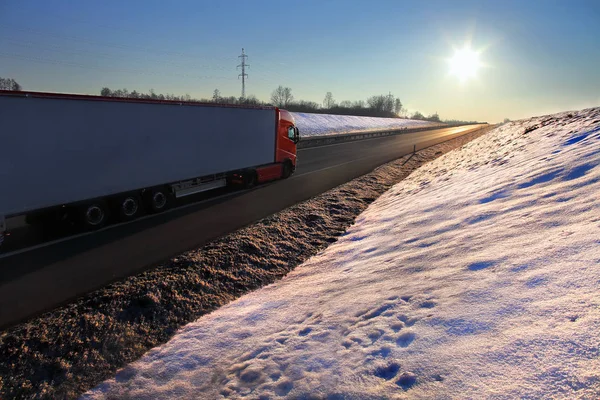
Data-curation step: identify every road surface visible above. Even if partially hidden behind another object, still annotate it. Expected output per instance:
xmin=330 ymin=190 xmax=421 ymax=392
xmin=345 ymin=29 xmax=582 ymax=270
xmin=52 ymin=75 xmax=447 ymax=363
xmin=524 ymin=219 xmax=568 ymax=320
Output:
xmin=0 ymin=124 xmax=486 ymax=328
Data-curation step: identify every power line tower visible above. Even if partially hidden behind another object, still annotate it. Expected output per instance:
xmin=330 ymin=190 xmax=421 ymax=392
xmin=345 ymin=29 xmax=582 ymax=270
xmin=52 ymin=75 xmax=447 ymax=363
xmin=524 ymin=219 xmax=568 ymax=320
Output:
xmin=237 ymin=48 xmax=249 ymax=98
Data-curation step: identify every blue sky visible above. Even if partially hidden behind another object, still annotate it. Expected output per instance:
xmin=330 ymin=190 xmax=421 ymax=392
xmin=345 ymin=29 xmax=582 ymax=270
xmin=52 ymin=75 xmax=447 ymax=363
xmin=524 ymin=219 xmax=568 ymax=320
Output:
xmin=1 ymin=0 xmax=599 ymax=122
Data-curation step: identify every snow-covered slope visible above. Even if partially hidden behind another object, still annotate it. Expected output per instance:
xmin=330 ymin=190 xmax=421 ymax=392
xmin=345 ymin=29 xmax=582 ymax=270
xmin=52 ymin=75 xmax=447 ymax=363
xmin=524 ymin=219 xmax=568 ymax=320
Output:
xmin=84 ymin=108 xmax=600 ymax=399
xmin=292 ymin=112 xmax=441 ymax=137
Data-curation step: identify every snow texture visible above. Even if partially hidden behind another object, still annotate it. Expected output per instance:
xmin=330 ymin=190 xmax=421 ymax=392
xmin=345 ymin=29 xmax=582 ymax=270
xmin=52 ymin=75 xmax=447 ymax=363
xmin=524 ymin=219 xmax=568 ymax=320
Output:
xmin=84 ymin=108 xmax=600 ymax=399
xmin=292 ymin=112 xmax=441 ymax=137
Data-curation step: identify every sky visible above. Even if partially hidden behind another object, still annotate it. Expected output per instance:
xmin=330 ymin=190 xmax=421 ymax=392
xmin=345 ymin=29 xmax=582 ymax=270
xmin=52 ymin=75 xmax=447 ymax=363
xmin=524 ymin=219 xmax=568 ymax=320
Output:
xmin=1 ymin=0 xmax=599 ymax=123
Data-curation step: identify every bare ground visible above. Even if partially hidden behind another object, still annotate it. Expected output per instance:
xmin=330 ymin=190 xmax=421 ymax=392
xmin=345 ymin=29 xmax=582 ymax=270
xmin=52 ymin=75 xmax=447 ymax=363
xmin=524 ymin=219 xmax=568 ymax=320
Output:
xmin=0 ymin=126 xmax=495 ymax=399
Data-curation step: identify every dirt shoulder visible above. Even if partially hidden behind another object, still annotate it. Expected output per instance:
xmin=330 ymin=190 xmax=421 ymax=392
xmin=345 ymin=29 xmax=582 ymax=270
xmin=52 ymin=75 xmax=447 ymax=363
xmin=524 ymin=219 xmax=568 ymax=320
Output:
xmin=0 ymin=126 xmax=496 ymax=399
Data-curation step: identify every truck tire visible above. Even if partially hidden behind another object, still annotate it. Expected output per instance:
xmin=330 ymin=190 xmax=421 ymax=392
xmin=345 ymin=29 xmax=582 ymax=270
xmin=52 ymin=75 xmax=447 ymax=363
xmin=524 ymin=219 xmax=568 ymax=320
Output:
xmin=117 ymin=194 xmax=143 ymax=221
xmin=80 ymin=201 xmax=108 ymax=230
xmin=282 ymin=161 xmax=293 ymax=179
xmin=146 ymin=187 xmax=170 ymax=213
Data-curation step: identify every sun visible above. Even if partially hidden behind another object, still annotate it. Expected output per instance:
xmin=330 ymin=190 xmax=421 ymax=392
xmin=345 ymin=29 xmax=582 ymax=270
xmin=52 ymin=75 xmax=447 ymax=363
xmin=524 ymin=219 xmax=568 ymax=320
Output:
xmin=448 ymin=45 xmax=481 ymax=82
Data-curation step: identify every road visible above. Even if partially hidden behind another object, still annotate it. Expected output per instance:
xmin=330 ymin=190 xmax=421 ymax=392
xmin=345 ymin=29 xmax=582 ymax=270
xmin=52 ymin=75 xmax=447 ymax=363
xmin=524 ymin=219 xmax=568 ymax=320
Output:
xmin=0 ymin=124 xmax=486 ymax=328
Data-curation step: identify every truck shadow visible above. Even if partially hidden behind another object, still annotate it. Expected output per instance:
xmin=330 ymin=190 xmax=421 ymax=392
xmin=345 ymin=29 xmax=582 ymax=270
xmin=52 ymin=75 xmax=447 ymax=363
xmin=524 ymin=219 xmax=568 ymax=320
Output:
xmin=0 ymin=186 xmax=254 ymax=284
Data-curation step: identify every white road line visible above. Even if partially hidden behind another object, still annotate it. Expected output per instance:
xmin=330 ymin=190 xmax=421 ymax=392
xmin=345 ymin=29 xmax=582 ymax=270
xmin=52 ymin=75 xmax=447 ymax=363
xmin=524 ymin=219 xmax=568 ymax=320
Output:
xmin=299 ymin=129 xmax=442 ymax=150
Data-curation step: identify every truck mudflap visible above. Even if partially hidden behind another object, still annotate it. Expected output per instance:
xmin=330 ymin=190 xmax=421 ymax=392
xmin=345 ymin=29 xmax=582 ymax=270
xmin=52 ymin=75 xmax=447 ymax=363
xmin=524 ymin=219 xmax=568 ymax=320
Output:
xmin=0 ymin=215 xmax=5 ymax=249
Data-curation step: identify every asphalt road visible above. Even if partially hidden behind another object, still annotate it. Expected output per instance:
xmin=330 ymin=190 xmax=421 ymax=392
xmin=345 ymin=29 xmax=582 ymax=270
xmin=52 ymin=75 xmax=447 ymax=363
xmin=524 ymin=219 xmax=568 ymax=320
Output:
xmin=0 ymin=124 xmax=486 ymax=329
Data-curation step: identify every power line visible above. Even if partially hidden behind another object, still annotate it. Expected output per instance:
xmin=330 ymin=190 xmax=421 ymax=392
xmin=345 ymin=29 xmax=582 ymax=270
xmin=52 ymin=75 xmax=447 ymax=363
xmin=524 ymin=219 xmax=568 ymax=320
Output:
xmin=237 ymin=48 xmax=249 ymax=98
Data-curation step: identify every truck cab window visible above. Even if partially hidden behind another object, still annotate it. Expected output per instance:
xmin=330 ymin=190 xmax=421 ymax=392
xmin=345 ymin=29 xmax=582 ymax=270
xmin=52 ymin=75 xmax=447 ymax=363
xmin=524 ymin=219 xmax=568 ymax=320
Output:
xmin=288 ymin=126 xmax=295 ymax=140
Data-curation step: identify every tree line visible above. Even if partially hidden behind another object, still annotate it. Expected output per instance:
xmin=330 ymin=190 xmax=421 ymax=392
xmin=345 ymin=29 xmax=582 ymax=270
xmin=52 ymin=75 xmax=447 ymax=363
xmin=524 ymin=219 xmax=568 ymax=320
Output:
xmin=0 ymin=76 xmax=481 ymax=123
xmin=280 ymin=89 xmax=405 ymax=119
xmin=98 ymin=85 xmax=445 ymax=120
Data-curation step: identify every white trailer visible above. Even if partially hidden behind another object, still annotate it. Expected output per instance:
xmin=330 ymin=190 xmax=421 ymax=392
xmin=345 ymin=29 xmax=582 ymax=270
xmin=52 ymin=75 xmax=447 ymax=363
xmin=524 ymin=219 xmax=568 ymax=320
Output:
xmin=0 ymin=91 xmax=299 ymax=247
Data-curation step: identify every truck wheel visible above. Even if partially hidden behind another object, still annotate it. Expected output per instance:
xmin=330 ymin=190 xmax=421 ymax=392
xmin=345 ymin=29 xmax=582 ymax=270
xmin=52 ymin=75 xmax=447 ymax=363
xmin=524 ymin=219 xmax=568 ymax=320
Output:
xmin=117 ymin=194 xmax=143 ymax=221
xmin=80 ymin=201 xmax=108 ymax=230
xmin=147 ymin=188 xmax=170 ymax=213
xmin=282 ymin=161 xmax=293 ymax=179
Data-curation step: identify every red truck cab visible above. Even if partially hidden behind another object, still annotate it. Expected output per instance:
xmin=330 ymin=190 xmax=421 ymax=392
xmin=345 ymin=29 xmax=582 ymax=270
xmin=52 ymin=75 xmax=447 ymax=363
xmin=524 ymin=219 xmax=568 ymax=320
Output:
xmin=254 ymin=108 xmax=299 ymax=183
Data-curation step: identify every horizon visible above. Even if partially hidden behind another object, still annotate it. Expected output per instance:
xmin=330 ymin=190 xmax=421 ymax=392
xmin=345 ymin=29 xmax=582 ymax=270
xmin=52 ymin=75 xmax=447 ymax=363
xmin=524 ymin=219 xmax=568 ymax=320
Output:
xmin=1 ymin=0 xmax=599 ymax=123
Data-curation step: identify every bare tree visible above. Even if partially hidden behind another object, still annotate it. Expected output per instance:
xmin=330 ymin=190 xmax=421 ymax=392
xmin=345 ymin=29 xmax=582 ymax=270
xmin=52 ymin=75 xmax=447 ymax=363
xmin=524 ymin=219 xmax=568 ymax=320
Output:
xmin=323 ymin=92 xmax=335 ymax=109
xmin=213 ymin=89 xmax=221 ymax=103
xmin=427 ymin=112 xmax=440 ymax=122
xmin=0 ymin=77 xmax=22 ymax=91
xmin=411 ymin=111 xmax=425 ymax=120
xmin=239 ymin=95 xmax=261 ymax=105
xmin=353 ymin=100 xmax=365 ymax=109
xmin=394 ymin=98 xmax=403 ymax=115
xmin=367 ymin=95 xmax=387 ymax=113
xmin=271 ymin=85 xmax=294 ymax=108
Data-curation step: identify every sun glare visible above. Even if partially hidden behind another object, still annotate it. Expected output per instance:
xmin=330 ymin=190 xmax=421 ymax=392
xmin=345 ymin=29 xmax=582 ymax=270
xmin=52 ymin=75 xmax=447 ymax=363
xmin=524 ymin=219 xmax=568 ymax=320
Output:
xmin=448 ymin=45 xmax=481 ymax=82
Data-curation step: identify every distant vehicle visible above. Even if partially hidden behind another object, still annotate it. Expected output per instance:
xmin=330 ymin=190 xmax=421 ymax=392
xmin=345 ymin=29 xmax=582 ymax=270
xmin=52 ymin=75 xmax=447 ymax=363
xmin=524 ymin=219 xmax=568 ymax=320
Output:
xmin=0 ymin=90 xmax=299 ymax=248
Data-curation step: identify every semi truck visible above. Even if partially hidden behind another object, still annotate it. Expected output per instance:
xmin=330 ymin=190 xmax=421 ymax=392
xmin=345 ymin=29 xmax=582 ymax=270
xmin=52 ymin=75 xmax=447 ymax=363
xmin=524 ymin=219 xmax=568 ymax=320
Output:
xmin=0 ymin=90 xmax=300 ymax=249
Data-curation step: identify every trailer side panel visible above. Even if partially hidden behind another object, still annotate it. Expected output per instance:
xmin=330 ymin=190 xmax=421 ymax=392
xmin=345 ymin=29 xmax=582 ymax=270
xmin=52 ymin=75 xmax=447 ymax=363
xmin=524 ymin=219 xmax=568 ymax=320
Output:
xmin=0 ymin=95 xmax=276 ymax=216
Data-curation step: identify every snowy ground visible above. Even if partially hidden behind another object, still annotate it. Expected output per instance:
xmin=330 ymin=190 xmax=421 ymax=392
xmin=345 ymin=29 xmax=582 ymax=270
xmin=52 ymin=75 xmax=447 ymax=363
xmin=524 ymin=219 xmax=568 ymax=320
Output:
xmin=85 ymin=108 xmax=600 ymax=399
xmin=292 ymin=112 xmax=441 ymax=137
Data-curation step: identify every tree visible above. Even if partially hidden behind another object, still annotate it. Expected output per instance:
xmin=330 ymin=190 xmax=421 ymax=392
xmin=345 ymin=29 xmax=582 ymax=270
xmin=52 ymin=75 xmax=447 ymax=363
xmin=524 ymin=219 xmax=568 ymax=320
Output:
xmin=353 ymin=100 xmax=365 ymax=109
xmin=427 ymin=112 xmax=440 ymax=122
xmin=271 ymin=85 xmax=294 ymax=108
xmin=385 ymin=93 xmax=394 ymax=114
xmin=394 ymin=98 xmax=403 ymax=115
xmin=503 ymin=118 xmax=511 ymax=124
xmin=323 ymin=92 xmax=335 ymax=109
xmin=239 ymin=95 xmax=261 ymax=105
xmin=0 ymin=77 xmax=22 ymax=91
xmin=213 ymin=89 xmax=221 ymax=103
xmin=285 ymin=100 xmax=320 ymax=112
xmin=367 ymin=95 xmax=388 ymax=113
xmin=411 ymin=111 xmax=425 ymax=120
xmin=100 ymin=87 xmax=112 ymax=97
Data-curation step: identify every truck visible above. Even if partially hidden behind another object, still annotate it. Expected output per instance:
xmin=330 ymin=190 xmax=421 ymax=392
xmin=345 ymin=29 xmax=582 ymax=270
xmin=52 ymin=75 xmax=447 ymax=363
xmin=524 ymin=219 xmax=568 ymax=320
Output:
xmin=0 ymin=90 xmax=300 ymax=249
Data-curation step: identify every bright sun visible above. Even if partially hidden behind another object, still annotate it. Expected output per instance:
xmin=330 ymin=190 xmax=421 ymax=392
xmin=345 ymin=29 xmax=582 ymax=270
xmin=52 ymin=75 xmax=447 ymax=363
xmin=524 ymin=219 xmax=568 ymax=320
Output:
xmin=448 ymin=45 xmax=481 ymax=82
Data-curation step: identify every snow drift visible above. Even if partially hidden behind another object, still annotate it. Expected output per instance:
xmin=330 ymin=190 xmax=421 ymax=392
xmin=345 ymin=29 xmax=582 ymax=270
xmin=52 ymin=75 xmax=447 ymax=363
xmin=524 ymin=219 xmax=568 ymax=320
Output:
xmin=291 ymin=112 xmax=441 ymax=137
xmin=85 ymin=107 xmax=600 ymax=399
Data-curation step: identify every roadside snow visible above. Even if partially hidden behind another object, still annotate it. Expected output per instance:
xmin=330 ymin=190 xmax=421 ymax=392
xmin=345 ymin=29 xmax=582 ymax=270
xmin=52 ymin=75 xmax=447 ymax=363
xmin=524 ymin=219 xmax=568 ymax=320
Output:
xmin=292 ymin=112 xmax=441 ymax=137
xmin=84 ymin=108 xmax=600 ymax=399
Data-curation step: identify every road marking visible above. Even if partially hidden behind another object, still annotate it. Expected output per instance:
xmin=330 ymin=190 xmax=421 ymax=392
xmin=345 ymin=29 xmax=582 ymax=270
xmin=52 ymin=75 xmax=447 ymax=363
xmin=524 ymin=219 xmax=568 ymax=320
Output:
xmin=292 ymin=155 xmax=379 ymax=178
xmin=300 ymin=128 xmax=448 ymax=150
xmin=295 ymin=126 xmax=483 ymax=177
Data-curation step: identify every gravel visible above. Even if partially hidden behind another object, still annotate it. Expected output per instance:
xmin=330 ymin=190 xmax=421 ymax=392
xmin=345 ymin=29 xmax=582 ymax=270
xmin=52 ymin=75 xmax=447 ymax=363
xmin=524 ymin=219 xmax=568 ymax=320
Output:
xmin=0 ymin=125 xmax=495 ymax=399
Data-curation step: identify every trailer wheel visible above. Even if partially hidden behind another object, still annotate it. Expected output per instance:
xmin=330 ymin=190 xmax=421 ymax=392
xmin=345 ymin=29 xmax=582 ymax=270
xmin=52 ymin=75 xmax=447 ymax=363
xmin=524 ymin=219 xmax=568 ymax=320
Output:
xmin=282 ymin=161 xmax=293 ymax=179
xmin=117 ymin=194 xmax=143 ymax=221
xmin=244 ymin=170 xmax=257 ymax=189
xmin=146 ymin=188 xmax=170 ymax=213
xmin=80 ymin=201 xmax=108 ymax=230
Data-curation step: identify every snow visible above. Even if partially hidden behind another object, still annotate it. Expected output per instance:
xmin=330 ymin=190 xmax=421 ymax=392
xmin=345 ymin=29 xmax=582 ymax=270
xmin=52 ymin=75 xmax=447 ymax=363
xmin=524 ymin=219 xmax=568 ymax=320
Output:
xmin=291 ymin=112 xmax=441 ymax=137
xmin=84 ymin=108 xmax=600 ymax=399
